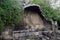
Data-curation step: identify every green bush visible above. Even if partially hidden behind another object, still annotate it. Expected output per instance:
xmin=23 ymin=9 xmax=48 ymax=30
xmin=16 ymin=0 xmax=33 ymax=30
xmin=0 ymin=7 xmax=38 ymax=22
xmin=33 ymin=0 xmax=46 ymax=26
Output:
xmin=0 ymin=0 xmax=23 ymax=32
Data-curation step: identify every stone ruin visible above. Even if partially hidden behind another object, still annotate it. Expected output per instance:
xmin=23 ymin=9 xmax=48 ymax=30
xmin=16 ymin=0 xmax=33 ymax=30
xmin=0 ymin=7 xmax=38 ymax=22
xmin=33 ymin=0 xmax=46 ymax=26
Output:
xmin=1 ymin=4 xmax=59 ymax=40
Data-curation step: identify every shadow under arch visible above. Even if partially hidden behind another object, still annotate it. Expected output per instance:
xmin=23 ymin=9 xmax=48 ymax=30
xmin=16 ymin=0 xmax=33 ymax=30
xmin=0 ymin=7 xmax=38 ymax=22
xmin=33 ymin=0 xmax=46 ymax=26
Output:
xmin=24 ymin=4 xmax=47 ymax=24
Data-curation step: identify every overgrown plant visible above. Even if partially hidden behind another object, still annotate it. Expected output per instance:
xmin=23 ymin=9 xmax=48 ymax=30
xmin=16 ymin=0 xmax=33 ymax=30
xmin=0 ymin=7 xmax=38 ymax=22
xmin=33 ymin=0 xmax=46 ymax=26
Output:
xmin=0 ymin=0 xmax=23 ymax=32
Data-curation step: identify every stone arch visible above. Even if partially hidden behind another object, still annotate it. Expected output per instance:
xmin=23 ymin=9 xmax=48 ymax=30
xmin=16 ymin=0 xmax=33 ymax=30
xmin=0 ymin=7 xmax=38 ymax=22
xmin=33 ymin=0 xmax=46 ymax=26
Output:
xmin=23 ymin=4 xmax=47 ymax=30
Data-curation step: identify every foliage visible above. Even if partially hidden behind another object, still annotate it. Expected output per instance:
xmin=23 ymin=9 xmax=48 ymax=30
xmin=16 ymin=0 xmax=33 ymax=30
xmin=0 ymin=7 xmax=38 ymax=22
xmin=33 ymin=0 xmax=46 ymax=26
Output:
xmin=31 ymin=0 xmax=59 ymax=21
xmin=0 ymin=0 xmax=23 ymax=32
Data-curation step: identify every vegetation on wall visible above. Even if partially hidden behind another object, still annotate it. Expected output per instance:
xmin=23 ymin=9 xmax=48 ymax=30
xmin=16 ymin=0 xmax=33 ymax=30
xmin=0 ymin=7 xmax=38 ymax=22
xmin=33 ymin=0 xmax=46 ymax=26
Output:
xmin=0 ymin=0 xmax=23 ymax=32
xmin=0 ymin=0 xmax=60 ymax=32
